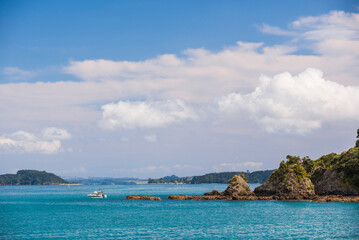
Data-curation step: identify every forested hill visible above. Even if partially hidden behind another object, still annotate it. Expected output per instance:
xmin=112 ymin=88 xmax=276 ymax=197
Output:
xmin=0 ymin=170 xmax=69 ymax=185
xmin=190 ymin=170 xmax=274 ymax=184
xmin=149 ymin=170 xmax=274 ymax=184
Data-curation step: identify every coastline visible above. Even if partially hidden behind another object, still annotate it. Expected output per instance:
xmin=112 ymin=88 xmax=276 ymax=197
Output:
xmin=122 ymin=194 xmax=359 ymax=202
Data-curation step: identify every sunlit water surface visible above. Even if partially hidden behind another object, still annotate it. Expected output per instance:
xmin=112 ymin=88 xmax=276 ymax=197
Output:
xmin=1 ymin=184 xmax=358 ymax=239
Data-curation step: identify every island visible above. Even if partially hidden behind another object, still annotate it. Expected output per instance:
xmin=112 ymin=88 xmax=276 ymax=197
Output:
xmin=134 ymin=129 xmax=359 ymax=202
xmin=0 ymin=170 xmax=69 ymax=185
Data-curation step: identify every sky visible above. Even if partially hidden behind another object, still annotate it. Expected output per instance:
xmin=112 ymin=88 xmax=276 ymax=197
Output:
xmin=0 ymin=0 xmax=359 ymax=178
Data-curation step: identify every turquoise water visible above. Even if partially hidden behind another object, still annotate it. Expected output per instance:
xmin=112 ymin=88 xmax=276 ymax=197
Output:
xmin=0 ymin=184 xmax=358 ymax=239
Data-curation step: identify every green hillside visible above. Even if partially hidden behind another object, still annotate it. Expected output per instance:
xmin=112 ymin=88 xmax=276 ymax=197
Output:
xmin=0 ymin=170 xmax=69 ymax=185
xmin=191 ymin=170 xmax=273 ymax=184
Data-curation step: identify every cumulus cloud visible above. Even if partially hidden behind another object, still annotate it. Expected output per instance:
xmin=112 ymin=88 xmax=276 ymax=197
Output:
xmin=0 ymin=10 xmax=358 ymax=137
xmin=100 ymin=99 xmax=198 ymax=129
xmin=218 ymin=68 xmax=359 ymax=134
xmin=0 ymin=128 xmax=71 ymax=154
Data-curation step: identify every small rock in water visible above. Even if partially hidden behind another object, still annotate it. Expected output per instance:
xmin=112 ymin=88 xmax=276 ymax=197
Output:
xmin=124 ymin=195 xmax=162 ymax=200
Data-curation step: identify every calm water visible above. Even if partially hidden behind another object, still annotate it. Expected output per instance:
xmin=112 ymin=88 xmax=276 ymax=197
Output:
xmin=0 ymin=184 xmax=358 ymax=239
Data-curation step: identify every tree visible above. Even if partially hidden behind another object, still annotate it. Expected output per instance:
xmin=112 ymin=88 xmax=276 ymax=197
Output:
xmin=357 ymin=128 xmax=359 ymax=138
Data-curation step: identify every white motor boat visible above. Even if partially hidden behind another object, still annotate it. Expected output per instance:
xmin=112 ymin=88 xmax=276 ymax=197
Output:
xmin=88 ymin=190 xmax=107 ymax=198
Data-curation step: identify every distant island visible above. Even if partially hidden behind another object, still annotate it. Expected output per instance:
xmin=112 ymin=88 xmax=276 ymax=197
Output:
xmin=65 ymin=177 xmax=147 ymax=185
xmin=148 ymin=170 xmax=274 ymax=184
xmin=0 ymin=170 xmax=69 ymax=185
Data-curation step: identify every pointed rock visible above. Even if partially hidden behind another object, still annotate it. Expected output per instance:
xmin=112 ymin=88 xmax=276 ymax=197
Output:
xmin=222 ymin=175 xmax=254 ymax=197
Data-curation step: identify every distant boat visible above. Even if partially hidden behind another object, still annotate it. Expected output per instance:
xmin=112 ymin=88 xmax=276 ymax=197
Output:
xmin=88 ymin=190 xmax=107 ymax=198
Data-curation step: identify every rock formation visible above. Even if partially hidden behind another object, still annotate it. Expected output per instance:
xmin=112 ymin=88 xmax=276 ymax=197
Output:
xmin=254 ymin=156 xmax=315 ymax=200
xmin=167 ymin=130 xmax=359 ymax=202
xmin=204 ymin=190 xmax=221 ymax=196
xmin=221 ymin=175 xmax=255 ymax=198
xmin=203 ymin=174 xmax=254 ymax=199
xmin=168 ymin=194 xmax=232 ymax=200
xmin=124 ymin=195 xmax=162 ymax=200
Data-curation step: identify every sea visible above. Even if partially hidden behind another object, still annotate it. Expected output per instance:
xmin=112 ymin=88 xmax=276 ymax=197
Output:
xmin=0 ymin=184 xmax=358 ymax=239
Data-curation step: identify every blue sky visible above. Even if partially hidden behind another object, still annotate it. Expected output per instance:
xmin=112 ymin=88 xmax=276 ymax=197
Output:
xmin=0 ymin=1 xmax=359 ymax=177
xmin=1 ymin=0 xmax=356 ymax=70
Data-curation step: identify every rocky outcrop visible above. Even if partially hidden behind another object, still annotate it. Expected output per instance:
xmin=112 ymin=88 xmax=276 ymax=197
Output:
xmin=254 ymin=156 xmax=315 ymax=200
xmin=170 ymin=175 xmax=255 ymax=201
xmin=168 ymin=194 xmax=232 ymax=200
xmin=312 ymin=195 xmax=359 ymax=203
xmin=222 ymin=175 xmax=254 ymax=197
xmin=124 ymin=195 xmax=162 ymax=200
xmin=168 ymin=132 xmax=359 ymax=202
xmin=204 ymin=190 xmax=221 ymax=196
xmin=168 ymin=194 xmax=359 ymax=202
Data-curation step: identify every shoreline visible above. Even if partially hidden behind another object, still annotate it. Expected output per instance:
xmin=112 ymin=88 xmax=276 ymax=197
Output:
xmin=125 ymin=194 xmax=359 ymax=202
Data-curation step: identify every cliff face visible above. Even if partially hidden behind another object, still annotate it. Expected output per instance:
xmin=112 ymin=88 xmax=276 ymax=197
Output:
xmin=254 ymin=156 xmax=315 ymax=199
xmin=313 ymin=170 xmax=359 ymax=195
xmin=310 ymin=147 xmax=359 ymax=196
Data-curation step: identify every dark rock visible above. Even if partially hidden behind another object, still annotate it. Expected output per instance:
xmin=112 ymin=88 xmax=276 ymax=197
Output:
xmin=204 ymin=190 xmax=221 ymax=196
xmin=169 ymin=194 xmax=239 ymax=201
xmin=124 ymin=195 xmax=161 ymax=200
xmin=312 ymin=195 xmax=359 ymax=203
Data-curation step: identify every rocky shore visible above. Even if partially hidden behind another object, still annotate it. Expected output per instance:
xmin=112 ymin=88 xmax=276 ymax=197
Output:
xmin=168 ymin=194 xmax=359 ymax=202
xmin=167 ymin=169 xmax=358 ymax=202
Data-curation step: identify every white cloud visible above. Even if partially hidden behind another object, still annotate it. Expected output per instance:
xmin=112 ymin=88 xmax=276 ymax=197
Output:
xmin=41 ymin=127 xmax=72 ymax=140
xmin=218 ymin=68 xmax=359 ymax=134
xmin=0 ymin=128 xmax=71 ymax=154
xmin=3 ymin=67 xmax=35 ymax=80
xmin=100 ymin=99 xmax=198 ymax=129
xmin=212 ymin=162 xmax=263 ymax=172
xmin=144 ymin=134 xmax=157 ymax=143
xmin=260 ymin=11 xmax=359 ymax=57
xmin=0 ymin=10 xmax=358 ymax=138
